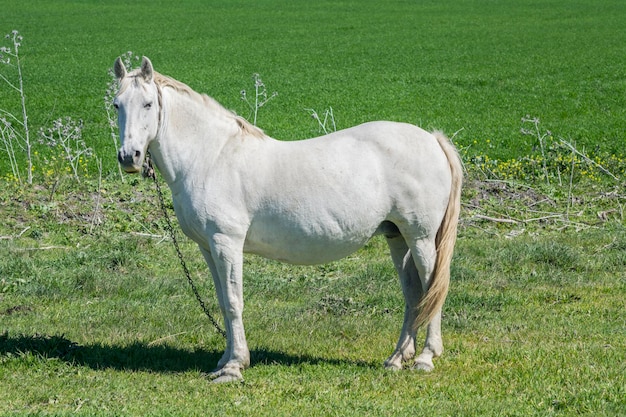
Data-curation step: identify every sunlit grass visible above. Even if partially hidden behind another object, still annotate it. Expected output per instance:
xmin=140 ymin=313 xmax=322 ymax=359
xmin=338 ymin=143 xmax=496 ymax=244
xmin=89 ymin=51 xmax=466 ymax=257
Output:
xmin=1 ymin=176 xmax=625 ymax=415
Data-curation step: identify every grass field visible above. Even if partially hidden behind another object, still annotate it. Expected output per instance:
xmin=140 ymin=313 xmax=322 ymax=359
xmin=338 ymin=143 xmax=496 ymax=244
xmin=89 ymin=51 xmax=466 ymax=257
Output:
xmin=1 ymin=0 xmax=625 ymax=416
xmin=1 ymin=180 xmax=624 ymax=415
xmin=1 ymin=0 xmax=625 ymax=173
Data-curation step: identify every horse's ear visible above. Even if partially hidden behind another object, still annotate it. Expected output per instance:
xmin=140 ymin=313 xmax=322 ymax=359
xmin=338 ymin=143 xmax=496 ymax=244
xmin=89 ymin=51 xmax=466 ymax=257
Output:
xmin=140 ymin=56 xmax=154 ymax=83
xmin=114 ymin=57 xmax=126 ymax=80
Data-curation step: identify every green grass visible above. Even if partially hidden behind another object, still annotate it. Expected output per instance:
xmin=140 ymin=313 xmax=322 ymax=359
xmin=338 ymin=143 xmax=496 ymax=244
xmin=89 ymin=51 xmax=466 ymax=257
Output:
xmin=1 ymin=187 xmax=625 ymax=415
xmin=1 ymin=0 xmax=626 ymax=415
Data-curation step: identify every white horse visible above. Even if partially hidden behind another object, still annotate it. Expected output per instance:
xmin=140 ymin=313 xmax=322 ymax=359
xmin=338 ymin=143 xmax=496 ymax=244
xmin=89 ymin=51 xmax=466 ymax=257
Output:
xmin=114 ymin=57 xmax=462 ymax=383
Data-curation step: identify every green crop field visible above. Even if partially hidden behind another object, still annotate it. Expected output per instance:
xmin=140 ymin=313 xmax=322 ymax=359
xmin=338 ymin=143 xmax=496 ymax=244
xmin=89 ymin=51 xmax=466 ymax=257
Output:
xmin=1 ymin=0 xmax=625 ymax=172
xmin=1 ymin=1 xmax=625 ymax=416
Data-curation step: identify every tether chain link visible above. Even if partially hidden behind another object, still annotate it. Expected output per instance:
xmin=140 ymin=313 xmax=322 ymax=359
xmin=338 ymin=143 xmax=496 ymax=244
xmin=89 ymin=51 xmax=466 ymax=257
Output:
xmin=144 ymin=155 xmax=227 ymax=338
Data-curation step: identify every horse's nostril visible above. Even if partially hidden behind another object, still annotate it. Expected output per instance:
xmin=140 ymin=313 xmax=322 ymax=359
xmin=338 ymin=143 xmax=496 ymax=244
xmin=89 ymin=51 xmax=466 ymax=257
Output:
xmin=134 ymin=150 xmax=141 ymax=158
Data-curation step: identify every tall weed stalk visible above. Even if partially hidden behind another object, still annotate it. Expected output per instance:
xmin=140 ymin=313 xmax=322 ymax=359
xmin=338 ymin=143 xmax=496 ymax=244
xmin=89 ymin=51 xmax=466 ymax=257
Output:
xmin=240 ymin=73 xmax=277 ymax=126
xmin=306 ymin=107 xmax=337 ymax=134
xmin=521 ymin=116 xmax=550 ymax=185
xmin=0 ymin=30 xmax=32 ymax=184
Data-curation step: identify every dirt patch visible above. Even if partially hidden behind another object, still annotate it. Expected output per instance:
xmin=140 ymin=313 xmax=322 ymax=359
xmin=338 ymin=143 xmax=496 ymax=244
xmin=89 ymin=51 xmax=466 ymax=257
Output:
xmin=3 ymin=305 xmax=32 ymax=316
xmin=465 ymin=179 xmax=554 ymax=209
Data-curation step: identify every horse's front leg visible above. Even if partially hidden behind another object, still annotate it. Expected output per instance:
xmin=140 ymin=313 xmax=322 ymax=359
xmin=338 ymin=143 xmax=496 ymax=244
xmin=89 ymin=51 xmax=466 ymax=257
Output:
xmin=199 ymin=236 xmax=249 ymax=383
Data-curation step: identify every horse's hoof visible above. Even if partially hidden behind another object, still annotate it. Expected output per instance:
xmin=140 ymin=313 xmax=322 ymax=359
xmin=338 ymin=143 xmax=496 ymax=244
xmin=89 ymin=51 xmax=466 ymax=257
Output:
xmin=413 ymin=360 xmax=434 ymax=372
xmin=206 ymin=367 xmax=244 ymax=383
xmin=383 ymin=361 xmax=403 ymax=371
xmin=211 ymin=373 xmax=243 ymax=384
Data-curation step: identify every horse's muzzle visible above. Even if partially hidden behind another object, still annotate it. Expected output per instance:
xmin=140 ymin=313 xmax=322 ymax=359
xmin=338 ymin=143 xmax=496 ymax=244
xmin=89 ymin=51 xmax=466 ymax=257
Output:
xmin=118 ymin=149 xmax=143 ymax=173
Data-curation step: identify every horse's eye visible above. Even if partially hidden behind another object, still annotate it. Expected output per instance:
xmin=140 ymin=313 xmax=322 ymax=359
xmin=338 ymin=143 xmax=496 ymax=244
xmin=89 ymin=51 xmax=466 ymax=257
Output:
xmin=113 ymin=102 xmax=119 ymax=111
xmin=144 ymin=102 xmax=152 ymax=110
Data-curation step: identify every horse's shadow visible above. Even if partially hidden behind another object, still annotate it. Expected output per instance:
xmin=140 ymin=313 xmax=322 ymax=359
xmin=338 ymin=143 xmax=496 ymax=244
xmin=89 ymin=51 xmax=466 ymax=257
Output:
xmin=0 ymin=332 xmax=377 ymax=374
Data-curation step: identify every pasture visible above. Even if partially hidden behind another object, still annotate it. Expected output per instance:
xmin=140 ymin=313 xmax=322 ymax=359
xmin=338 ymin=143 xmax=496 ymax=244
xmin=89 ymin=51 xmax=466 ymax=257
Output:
xmin=1 ymin=0 xmax=625 ymax=415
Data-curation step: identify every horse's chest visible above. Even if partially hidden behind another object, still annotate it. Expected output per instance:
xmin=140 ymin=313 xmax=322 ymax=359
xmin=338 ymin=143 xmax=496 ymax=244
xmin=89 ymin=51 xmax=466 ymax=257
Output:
xmin=171 ymin=197 xmax=210 ymax=244
xmin=172 ymin=191 xmax=249 ymax=247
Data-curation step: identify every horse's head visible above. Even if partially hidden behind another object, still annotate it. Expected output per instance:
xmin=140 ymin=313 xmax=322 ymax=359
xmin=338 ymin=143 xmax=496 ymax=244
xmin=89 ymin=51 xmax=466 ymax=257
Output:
xmin=113 ymin=56 xmax=160 ymax=173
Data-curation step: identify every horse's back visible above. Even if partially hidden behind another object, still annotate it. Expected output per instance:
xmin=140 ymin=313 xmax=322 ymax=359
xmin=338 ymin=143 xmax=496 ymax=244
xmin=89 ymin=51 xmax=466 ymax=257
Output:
xmin=274 ymin=121 xmax=448 ymax=174
xmin=281 ymin=121 xmax=453 ymax=209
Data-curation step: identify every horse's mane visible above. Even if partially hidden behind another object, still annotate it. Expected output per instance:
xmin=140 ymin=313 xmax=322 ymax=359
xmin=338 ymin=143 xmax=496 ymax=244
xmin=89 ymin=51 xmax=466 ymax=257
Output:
xmin=152 ymin=71 xmax=266 ymax=139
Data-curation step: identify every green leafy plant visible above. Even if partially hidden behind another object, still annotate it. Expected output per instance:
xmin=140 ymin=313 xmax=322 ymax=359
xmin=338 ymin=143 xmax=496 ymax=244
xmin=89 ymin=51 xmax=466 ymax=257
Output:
xmin=37 ymin=117 xmax=91 ymax=183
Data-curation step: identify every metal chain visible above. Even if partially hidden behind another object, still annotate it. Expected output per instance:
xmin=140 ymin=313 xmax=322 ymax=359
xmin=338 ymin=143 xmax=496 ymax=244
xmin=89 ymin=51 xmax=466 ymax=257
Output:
xmin=144 ymin=155 xmax=227 ymax=338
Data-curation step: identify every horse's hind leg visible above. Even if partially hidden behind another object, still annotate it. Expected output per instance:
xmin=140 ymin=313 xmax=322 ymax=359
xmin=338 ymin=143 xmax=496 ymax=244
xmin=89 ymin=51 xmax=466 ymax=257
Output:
xmin=407 ymin=237 xmax=443 ymax=372
xmin=415 ymin=309 xmax=443 ymax=371
xmin=384 ymin=234 xmax=421 ymax=370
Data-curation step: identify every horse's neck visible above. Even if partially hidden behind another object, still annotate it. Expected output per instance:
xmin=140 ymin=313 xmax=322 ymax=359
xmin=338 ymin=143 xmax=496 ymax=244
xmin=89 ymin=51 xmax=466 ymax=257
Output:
xmin=151 ymin=89 xmax=235 ymax=187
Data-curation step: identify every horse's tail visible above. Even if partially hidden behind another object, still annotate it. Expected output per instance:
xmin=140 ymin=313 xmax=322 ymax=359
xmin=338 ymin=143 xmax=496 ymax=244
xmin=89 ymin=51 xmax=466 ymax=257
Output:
xmin=414 ymin=131 xmax=463 ymax=330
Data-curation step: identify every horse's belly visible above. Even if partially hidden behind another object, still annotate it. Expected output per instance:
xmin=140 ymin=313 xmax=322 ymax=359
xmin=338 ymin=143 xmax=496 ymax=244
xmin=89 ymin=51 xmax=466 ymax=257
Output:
xmin=245 ymin=238 xmax=367 ymax=265
xmin=244 ymin=219 xmax=376 ymax=265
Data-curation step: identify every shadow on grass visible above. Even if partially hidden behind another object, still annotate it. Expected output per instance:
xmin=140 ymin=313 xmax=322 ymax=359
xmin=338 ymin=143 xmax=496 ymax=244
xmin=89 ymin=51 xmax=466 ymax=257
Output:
xmin=0 ymin=332 xmax=378 ymax=373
